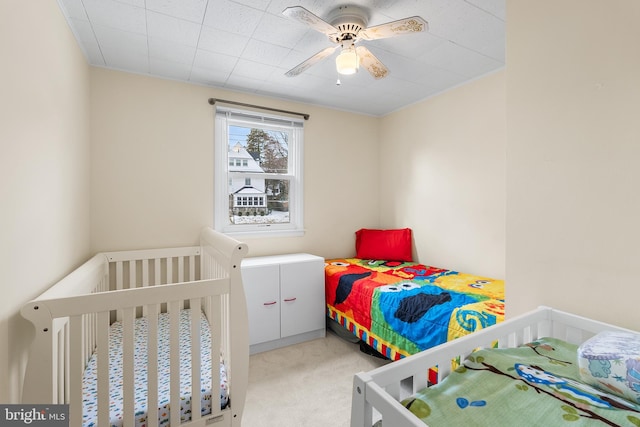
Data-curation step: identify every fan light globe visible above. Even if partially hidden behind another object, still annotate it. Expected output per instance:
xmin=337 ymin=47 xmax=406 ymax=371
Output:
xmin=336 ymin=48 xmax=359 ymax=75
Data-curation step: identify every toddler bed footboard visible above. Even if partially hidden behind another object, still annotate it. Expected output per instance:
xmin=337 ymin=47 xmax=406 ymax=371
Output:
xmin=351 ymin=306 xmax=636 ymax=427
xmin=21 ymin=227 xmax=249 ymax=427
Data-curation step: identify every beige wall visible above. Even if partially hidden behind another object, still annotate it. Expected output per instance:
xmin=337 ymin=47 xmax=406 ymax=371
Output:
xmin=0 ymin=0 xmax=91 ymax=403
xmin=506 ymin=0 xmax=640 ymax=328
xmin=90 ymin=69 xmax=380 ymax=259
xmin=379 ymin=71 xmax=506 ymax=279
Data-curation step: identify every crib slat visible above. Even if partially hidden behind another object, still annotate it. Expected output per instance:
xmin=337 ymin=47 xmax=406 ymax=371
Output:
xmin=190 ymin=299 xmax=202 ymax=421
xmin=189 ymin=255 xmax=196 ymax=281
xmin=116 ymin=261 xmax=124 ymax=321
xmin=129 ymin=260 xmax=136 ymax=289
xmin=122 ymin=307 xmax=135 ymax=426
xmin=179 ymin=258 xmax=185 ymax=283
xmin=57 ymin=326 xmax=65 ymax=402
xmin=154 ymin=259 xmax=161 ymax=285
xmin=142 ymin=259 xmax=150 ymax=317
xmin=69 ymin=316 xmax=83 ymax=426
xmin=211 ymin=296 xmax=222 ymax=417
xmin=116 ymin=261 xmax=123 ymax=290
xmin=167 ymin=258 xmax=173 ymax=284
xmin=97 ymin=311 xmax=110 ymax=426
xmin=147 ymin=304 xmax=159 ymax=427
xmin=64 ymin=321 xmax=70 ymax=403
xmin=169 ymin=301 xmax=181 ymax=427
xmin=142 ymin=259 xmax=149 ymax=286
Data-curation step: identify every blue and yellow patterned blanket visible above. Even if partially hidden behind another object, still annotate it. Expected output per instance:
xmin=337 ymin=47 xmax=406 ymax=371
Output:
xmin=325 ymin=259 xmax=504 ymax=361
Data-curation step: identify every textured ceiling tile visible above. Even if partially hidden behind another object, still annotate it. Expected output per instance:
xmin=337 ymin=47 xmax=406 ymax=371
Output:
xmin=146 ymin=0 xmax=208 ymax=23
xmin=92 ymin=25 xmax=148 ymax=55
xmin=193 ymin=49 xmax=239 ymax=74
xmin=146 ymin=11 xmax=201 ymax=47
xmin=252 ymin=12 xmax=308 ymax=49
xmin=420 ymin=41 xmax=503 ymax=78
xmin=230 ymin=0 xmax=272 ymax=11
xmin=373 ymin=32 xmax=444 ymax=60
xmin=198 ymin=26 xmax=250 ymax=56
xmin=148 ymin=38 xmax=196 ymax=65
xmin=68 ymin=18 xmax=105 ymax=66
xmin=225 ymin=74 xmax=265 ymax=91
xmin=203 ymin=0 xmax=264 ymax=37
xmin=58 ymin=0 xmax=88 ymax=20
xmin=241 ymin=39 xmax=292 ymax=67
xmin=292 ymin=29 xmax=333 ymax=54
xmin=465 ymin=0 xmax=505 ymax=20
xmin=265 ymin=0 xmax=328 ymax=17
xmin=189 ymin=66 xmax=231 ymax=86
xmin=232 ymin=59 xmax=278 ymax=80
xmin=413 ymin=65 xmax=467 ymax=89
xmin=149 ymin=58 xmax=192 ymax=80
xmin=82 ymin=0 xmax=146 ymax=35
xmin=116 ymin=0 xmax=145 ymax=7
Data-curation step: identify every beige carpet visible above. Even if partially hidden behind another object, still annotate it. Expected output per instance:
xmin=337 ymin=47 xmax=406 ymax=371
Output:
xmin=242 ymin=330 xmax=390 ymax=427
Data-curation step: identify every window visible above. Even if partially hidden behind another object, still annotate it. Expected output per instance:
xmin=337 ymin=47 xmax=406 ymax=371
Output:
xmin=214 ymin=108 xmax=304 ymax=236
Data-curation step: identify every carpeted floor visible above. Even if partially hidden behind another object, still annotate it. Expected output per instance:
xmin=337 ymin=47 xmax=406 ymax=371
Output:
xmin=242 ymin=329 xmax=390 ymax=426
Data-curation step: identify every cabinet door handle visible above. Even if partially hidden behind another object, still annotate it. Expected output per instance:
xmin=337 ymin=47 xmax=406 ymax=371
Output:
xmin=283 ymin=297 xmax=297 ymax=302
xmin=263 ymin=301 xmax=277 ymax=306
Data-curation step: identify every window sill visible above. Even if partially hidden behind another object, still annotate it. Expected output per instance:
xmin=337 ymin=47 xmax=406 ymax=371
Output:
xmin=224 ymin=228 xmax=305 ymax=239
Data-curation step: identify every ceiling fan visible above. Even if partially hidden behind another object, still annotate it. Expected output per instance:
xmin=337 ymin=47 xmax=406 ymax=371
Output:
xmin=282 ymin=5 xmax=428 ymax=79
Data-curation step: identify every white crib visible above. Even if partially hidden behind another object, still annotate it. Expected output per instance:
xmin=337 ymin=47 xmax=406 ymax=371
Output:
xmin=21 ymin=227 xmax=249 ymax=427
xmin=351 ymin=306 xmax=637 ymax=427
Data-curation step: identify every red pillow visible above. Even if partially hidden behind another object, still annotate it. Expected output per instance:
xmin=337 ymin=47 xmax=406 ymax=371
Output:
xmin=355 ymin=228 xmax=413 ymax=262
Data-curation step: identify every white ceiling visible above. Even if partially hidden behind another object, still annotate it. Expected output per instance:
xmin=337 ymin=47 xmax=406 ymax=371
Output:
xmin=57 ymin=0 xmax=505 ymax=116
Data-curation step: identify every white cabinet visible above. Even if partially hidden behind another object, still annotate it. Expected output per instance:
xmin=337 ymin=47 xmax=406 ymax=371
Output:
xmin=241 ymin=253 xmax=325 ymax=354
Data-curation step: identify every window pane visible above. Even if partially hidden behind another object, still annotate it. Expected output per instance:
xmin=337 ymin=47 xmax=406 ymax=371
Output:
xmin=228 ymin=124 xmax=291 ymax=225
xmin=229 ymin=125 xmax=289 ymax=174
xmin=229 ymin=178 xmax=290 ymax=225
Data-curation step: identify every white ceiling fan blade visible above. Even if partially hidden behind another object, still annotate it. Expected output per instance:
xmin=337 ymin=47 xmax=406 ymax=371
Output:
xmin=285 ymin=46 xmax=338 ymax=77
xmin=359 ymin=16 xmax=428 ymax=40
xmin=282 ymin=6 xmax=339 ymax=38
xmin=356 ymin=46 xmax=389 ymax=79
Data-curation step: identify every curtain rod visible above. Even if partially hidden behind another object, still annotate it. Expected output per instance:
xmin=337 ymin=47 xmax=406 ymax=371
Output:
xmin=208 ymin=98 xmax=309 ymax=120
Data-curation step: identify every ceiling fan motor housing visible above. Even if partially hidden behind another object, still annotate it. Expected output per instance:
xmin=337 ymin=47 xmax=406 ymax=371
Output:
xmin=328 ymin=5 xmax=368 ymax=42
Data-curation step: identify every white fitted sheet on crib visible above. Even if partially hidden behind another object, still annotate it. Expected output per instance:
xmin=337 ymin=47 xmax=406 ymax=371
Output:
xmin=82 ymin=309 xmax=229 ymax=427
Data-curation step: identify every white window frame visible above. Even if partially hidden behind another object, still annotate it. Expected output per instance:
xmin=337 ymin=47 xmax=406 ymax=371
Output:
xmin=214 ymin=107 xmax=304 ymax=237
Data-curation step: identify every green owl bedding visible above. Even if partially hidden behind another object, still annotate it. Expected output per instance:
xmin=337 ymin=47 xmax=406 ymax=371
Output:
xmin=397 ymin=337 xmax=640 ymax=426
xmin=325 ymin=258 xmax=505 ymax=365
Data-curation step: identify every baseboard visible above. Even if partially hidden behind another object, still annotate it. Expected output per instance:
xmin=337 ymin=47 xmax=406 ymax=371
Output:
xmin=249 ymin=329 xmax=326 ymax=355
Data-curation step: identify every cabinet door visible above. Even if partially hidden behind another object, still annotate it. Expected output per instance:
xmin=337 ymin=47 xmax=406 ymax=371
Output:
xmin=279 ymin=259 xmax=325 ymax=338
xmin=242 ymin=264 xmax=280 ymax=345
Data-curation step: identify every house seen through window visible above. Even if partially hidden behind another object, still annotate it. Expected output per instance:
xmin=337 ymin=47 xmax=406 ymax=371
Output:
xmin=214 ymin=108 xmax=304 ymax=236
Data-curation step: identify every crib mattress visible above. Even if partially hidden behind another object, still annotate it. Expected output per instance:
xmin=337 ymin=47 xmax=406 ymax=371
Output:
xmin=82 ymin=309 xmax=228 ymax=427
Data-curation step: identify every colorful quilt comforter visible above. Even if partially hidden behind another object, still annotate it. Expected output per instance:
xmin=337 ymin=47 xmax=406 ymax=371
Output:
xmin=325 ymin=259 xmax=504 ymax=361
xmin=82 ymin=309 xmax=228 ymax=427
xmin=399 ymin=337 xmax=640 ymax=426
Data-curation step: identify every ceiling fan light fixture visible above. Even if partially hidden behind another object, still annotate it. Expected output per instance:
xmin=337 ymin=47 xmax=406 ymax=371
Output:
xmin=336 ymin=47 xmax=359 ymax=75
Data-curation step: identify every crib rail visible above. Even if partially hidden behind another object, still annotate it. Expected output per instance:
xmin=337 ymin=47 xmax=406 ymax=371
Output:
xmin=351 ymin=306 xmax=636 ymax=427
xmin=21 ymin=227 xmax=249 ymax=427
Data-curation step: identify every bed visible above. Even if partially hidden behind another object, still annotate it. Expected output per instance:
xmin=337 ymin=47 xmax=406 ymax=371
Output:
xmin=351 ymin=306 xmax=640 ymax=427
xmin=325 ymin=228 xmax=505 ymax=364
xmin=21 ymin=227 xmax=248 ymax=427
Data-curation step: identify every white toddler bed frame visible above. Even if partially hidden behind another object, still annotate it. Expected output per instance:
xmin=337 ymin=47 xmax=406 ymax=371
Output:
xmin=21 ymin=227 xmax=249 ymax=427
xmin=351 ymin=306 xmax=637 ymax=427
